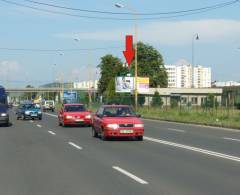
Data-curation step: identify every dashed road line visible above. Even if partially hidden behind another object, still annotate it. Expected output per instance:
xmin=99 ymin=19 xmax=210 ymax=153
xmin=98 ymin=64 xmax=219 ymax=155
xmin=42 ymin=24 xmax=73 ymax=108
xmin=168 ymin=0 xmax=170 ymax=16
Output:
xmin=68 ymin=142 xmax=82 ymax=150
xmin=223 ymin=137 xmax=240 ymax=142
xmin=167 ymin=128 xmax=185 ymax=133
xmin=48 ymin=131 xmax=56 ymax=135
xmin=36 ymin=124 xmax=42 ymax=128
xmin=144 ymin=136 xmax=240 ymax=163
xmin=44 ymin=113 xmax=58 ymax=118
xmin=112 ymin=166 xmax=148 ymax=185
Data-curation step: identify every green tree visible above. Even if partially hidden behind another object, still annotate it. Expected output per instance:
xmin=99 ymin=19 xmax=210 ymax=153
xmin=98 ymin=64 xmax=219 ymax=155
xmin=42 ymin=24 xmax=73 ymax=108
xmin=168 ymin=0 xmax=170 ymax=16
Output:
xmin=98 ymin=55 xmax=127 ymax=95
xmin=202 ymin=94 xmax=219 ymax=109
xmin=138 ymin=95 xmax=145 ymax=106
xmin=151 ymin=91 xmax=163 ymax=107
xmin=170 ymin=98 xmax=178 ymax=108
xmin=131 ymin=42 xmax=168 ymax=88
xmin=104 ymin=78 xmax=116 ymax=103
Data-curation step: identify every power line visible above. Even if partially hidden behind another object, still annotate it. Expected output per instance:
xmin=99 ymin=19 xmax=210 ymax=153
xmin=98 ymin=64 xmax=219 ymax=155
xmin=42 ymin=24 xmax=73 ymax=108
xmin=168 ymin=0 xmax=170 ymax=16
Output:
xmin=1 ymin=0 xmax=239 ymax=20
xmin=0 ymin=46 xmax=123 ymax=52
xmin=22 ymin=0 xmax=240 ymax=16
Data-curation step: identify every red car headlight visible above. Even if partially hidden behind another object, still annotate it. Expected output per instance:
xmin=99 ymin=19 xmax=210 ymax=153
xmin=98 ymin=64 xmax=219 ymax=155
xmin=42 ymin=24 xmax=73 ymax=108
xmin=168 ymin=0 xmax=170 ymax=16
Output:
xmin=106 ymin=124 xmax=119 ymax=130
xmin=134 ymin=124 xmax=144 ymax=128
xmin=85 ymin=114 xmax=91 ymax=119
xmin=66 ymin=115 xmax=73 ymax=119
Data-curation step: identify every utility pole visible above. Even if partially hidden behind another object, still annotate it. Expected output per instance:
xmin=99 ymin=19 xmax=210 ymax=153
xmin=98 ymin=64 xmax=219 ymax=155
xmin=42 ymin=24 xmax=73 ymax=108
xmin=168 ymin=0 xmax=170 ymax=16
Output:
xmin=115 ymin=3 xmax=138 ymax=110
xmin=192 ymin=34 xmax=199 ymax=88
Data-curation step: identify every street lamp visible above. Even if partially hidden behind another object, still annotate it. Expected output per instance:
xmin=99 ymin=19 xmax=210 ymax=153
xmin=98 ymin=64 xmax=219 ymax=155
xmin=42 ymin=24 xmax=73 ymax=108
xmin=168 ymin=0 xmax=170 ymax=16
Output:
xmin=56 ymin=52 xmax=64 ymax=103
xmin=115 ymin=3 xmax=124 ymax=8
xmin=74 ymin=38 xmax=93 ymax=107
xmin=192 ymin=33 xmax=199 ymax=88
xmin=115 ymin=3 xmax=139 ymax=111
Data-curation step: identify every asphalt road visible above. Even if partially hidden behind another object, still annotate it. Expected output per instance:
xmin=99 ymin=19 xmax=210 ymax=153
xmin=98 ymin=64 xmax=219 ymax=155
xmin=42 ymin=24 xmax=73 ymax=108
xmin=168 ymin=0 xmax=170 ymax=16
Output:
xmin=0 ymin=110 xmax=239 ymax=195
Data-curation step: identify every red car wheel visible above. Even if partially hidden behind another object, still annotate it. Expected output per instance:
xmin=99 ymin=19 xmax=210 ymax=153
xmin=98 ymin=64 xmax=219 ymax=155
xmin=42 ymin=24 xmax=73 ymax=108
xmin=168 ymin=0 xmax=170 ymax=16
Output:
xmin=101 ymin=129 xmax=107 ymax=141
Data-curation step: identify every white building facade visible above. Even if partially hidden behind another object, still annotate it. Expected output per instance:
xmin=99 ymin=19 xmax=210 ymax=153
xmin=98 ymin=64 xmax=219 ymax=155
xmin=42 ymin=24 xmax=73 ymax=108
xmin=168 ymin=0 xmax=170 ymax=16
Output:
xmin=212 ymin=81 xmax=240 ymax=87
xmin=73 ymin=80 xmax=99 ymax=90
xmin=166 ymin=64 xmax=211 ymax=88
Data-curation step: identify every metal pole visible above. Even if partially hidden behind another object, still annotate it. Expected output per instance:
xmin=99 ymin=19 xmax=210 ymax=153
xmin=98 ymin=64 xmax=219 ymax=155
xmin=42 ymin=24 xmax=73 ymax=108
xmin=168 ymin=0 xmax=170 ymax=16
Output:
xmin=191 ymin=34 xmax=199 ymax=88
xmin=88 ymin=50 xmax=93 ymax=108
xmin=115 ymin=3 xmax=138 ymax=110
xmin=134 ymin=22 xmax=138 ymax=111
xmin=192 ymin=37 xmax=194 ymax=88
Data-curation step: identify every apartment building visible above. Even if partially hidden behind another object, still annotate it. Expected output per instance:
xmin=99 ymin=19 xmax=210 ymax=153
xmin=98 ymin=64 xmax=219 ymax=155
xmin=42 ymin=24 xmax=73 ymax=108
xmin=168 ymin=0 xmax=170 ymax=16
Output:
xmin=166 ymin=63 xmax=211 ymax=88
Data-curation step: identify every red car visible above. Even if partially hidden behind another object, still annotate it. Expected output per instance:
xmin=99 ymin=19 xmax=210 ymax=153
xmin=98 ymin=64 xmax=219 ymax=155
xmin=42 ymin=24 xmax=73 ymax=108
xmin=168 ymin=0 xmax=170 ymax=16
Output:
xmin=58 ymin=104 xmax=92 ymax=127
xmin=92 ymin=105 xmax=144 ymax=141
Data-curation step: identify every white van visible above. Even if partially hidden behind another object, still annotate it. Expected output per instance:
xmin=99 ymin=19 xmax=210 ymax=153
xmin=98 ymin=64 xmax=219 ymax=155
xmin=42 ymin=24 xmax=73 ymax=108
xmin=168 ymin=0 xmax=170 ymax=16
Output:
xmin=42 ymin=100 xmax=55 ymax=112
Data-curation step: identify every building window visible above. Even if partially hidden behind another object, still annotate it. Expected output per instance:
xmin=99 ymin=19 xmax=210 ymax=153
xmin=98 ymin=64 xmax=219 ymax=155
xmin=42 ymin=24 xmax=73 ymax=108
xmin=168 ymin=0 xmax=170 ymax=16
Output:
xmin=191 ymin=97 xmax=198 ymax=105
xmin=181 ymin=97 xmax=187 ymax=104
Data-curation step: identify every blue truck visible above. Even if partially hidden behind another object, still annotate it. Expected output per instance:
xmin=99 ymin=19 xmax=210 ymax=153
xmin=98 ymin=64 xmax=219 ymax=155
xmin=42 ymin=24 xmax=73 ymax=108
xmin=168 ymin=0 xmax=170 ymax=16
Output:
xmin=0 ymin=86 xmax=9 ymax=126
xmin=0 ymin=86 xmax=7 ymax=105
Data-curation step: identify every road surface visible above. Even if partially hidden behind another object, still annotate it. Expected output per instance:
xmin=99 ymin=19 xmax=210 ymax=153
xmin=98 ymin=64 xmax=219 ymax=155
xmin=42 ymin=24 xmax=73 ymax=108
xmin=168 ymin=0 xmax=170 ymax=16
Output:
xmin=0 ymin=110 xmax=239 ymax=195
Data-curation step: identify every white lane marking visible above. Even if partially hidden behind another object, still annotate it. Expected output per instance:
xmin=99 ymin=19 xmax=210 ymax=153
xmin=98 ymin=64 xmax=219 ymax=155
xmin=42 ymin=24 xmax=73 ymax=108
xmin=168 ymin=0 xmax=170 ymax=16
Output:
xmin=48 ymin=131 xmax=56 ymax=135
xmin=29 ymin=120 xmax=33 ymax=123
xmin=143 ymin=118 xmax=240 ymax=133
xmin=44 ymin=113 xmax=58 ymax=118
xmin=168 ymin=128 xmax=185 ymax=133
xmin=223 ymin=137 xmax=240 ymax=142
xmin=112 ymin=166 xmax=148 ymax=185
xmin=68 ymin=142 xmax=82 ymax=150
xmin=144 ymin=136 xmax=240 ymax=163
xmin=36 ymin=124 xmax=42 ymax=128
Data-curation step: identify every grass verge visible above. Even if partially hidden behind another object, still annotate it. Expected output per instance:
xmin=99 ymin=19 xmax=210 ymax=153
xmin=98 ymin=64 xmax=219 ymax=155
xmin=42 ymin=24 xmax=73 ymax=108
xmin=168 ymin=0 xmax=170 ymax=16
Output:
xmin=138 ymin=107 xmax=240 ymax=130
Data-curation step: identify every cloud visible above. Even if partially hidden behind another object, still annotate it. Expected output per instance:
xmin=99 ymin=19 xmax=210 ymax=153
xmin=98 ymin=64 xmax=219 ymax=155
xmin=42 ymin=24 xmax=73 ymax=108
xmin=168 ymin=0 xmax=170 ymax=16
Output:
xmin=0 ymin=60 xmax=21 ymax=78
xmin=56 ymin=19 xmax=240 ymax=45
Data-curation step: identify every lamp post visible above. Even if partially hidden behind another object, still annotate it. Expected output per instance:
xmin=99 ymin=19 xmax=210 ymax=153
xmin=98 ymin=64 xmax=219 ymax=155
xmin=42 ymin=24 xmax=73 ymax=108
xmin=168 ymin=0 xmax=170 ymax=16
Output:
xmin=115 ymin=3 xmax=138 ymax=111
xmin=74 ymin=38 xmax=93 ymax=107
xmin=57 ymin=52 xmax=64 ymax=103
xmin=192 ymin=33 xmax=199 ymax=88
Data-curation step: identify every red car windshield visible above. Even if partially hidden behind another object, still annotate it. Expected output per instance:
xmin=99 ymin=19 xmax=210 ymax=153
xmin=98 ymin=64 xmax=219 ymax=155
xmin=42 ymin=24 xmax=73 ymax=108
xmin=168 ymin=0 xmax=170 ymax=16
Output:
xmin=64 ymin=105 xmax=86 ymax=112
xmin=103 ymin=107 xmax=136 ymax=117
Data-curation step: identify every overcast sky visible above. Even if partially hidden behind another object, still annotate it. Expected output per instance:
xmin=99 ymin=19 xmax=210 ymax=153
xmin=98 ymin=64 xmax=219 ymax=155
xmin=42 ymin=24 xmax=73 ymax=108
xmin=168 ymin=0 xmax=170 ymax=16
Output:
xmin=0 ymin=0 xmax=240 ymax=87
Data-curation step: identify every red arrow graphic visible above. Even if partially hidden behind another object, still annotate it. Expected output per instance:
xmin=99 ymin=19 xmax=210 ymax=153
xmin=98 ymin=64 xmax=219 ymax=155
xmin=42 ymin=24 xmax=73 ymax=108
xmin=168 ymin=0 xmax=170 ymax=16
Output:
xmin=123 ymin=35 xmax=135 ymax=68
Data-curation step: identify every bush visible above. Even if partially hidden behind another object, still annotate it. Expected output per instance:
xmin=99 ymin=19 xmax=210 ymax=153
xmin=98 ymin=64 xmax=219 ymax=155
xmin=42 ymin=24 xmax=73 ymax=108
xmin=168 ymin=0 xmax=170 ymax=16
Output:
xmin=151 ymin=91 xmax=163 ymax=107
xmin=201 ymin=94 xmax=219 ymax=109
xmin=138 ymin=95 xmax=145 ymax=106
xmin=235 ymin=100 xmax=240 ymax=109
xmin=170 ymin=98 xmax=178 ymax=108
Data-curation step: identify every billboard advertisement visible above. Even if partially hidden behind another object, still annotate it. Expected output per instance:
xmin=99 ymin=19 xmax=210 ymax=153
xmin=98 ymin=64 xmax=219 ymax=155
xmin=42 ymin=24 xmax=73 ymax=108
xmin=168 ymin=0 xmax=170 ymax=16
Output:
xmin=137 ymin=77 xmax=149 ymax=93
xmin=115 ymin=77 xmax=134 ymax=93
xmin=115 ymin=77 xmax=149 ymax=93
xmin=63 ymin=91 xmax=77 ymax=100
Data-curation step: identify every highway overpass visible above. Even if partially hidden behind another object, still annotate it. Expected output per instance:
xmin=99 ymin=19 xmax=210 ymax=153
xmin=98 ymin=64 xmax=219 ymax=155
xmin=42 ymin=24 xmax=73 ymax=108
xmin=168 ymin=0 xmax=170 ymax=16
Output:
xmin=5 ymin=87 xmax=97 ymax=93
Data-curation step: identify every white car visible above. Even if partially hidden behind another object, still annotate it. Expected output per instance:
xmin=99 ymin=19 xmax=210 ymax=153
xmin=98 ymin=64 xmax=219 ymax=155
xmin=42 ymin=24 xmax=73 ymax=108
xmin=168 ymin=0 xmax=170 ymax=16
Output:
xmin=42 ymin=100 xmax=55 ymax=112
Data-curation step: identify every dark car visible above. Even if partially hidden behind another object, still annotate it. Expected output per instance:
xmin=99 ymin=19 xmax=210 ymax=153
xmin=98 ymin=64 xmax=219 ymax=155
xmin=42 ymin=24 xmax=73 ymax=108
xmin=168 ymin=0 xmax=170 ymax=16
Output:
xmin=16 ymin=103 xmax=42 ymax=120
xmin=0 ymin=105 xmax=9 ymax=126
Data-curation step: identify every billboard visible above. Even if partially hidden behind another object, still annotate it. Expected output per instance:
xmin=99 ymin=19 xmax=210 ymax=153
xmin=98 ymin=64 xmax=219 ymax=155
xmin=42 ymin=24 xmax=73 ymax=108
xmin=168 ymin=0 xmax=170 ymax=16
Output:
xmin=63 ymin=91 xmax=77 ymax=100
xmin=115 ymin=77 xmax=149 ymax=93
xmin=115 ymin=77 xmax=134 ymax=93
xmin=137 ymin=77 xmax=149 ymax=93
